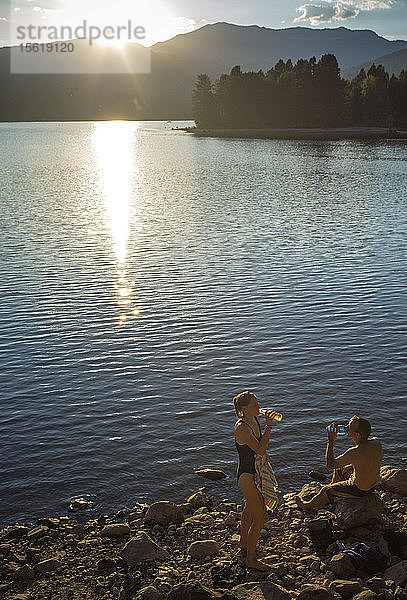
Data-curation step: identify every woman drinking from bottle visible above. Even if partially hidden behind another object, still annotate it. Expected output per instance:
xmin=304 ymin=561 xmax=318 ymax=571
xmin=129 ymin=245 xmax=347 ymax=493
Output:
xmin=233 ymin=390 xmax=277 ymax=572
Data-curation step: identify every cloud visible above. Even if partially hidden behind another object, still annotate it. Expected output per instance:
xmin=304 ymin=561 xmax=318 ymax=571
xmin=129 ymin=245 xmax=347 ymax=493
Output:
xmin=294 ymin=2 xmax=359 ymax=24
xmin=172 ymin=16 xmax=198 ymax=34
xmin=294 ymin=0 xmax=398 ymax=24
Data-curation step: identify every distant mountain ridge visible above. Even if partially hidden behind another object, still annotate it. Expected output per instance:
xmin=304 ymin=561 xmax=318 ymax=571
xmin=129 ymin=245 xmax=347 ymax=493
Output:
xmin=1 ymin=22 xmax=406 ymax=120
xmin=343 ymin=47 xmax=407 ymax=80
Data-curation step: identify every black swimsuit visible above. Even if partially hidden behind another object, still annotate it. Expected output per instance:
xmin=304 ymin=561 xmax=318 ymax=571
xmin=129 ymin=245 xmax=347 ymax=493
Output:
xmin=235 ymin=416 xmax=262 ymax=480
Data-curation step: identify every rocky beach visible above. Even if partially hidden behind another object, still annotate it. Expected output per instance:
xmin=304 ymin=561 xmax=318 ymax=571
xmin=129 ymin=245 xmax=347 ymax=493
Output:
xmin=1 ymin=465 xmax=407 ymax=600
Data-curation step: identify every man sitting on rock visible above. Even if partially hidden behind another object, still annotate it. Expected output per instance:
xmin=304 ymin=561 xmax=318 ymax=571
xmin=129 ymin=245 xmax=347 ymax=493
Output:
xmin=296 ymin=416 xmax=382 ymax=511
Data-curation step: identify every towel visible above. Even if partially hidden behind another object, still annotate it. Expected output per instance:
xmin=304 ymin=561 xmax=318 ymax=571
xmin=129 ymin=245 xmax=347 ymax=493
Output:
xmin=254 ymin=453 xmax=279 ymax=512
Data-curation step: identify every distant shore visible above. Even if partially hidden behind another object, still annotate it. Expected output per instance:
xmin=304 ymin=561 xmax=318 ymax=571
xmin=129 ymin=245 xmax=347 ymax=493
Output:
xmin=184 ymin=127 xmax=407 ymax=141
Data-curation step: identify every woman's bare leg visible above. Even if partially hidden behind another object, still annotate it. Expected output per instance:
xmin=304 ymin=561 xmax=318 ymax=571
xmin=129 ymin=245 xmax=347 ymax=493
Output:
xmin=239 ymin=499 xmax=252 ymax=549
xmin=238 ymin=474 xmax=269 ymax=571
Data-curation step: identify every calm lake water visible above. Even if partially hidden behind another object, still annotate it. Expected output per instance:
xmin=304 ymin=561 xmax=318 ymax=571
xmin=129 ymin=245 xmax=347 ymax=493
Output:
xmin=0 ymin=121 xmax=406 ymax=528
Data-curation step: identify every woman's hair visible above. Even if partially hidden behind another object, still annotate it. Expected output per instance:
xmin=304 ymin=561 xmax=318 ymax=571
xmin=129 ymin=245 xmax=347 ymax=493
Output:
xmin=233 ymin=390 xmax=256 ymax=418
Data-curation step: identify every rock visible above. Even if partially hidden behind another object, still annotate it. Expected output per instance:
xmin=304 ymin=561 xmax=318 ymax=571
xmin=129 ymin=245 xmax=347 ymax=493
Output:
xmin=36 ymin=517 xmax=59 ymax=528
xmin=185 ymin=490 xmax=213 ymax=512
xmin=298 ymin=482 xmax=324 ymax=500
xmin=167 ymin=583 xmax=228 ymax=600
xmin=144 ymin=502 xmax=184 ymax=526
xmin=225 ymin=512 xmax=237 ymax=526
xmin=383 ymin=561 xmax=407 ymax=586
xmin=329 ymin=580 xmax=364 ymax=598
xmin=352 ymin=592 xmax=378 ymax=600
xmin=333 ymin=494 xmax=384 ymax=529
xmin=297 ymin=585 xmax=331 ymax=600
xmin=185 ymin=514 xmax=215 ymax=528
xmin=187 ymin=540 xmax=220 ymax=559
xmin=366 ymin=578 xmax=387 ymax=593
xmin=13 ymin=564 xmax=35 ymax=581
xmin=194 ymin=468 xmax=227 ymax=481
xmin=1 ymin=526 xmax=29 ymax=540
xmin=135 ymin=586 xmax=164 ymax=600
xmin=394 ymin=587 xmax=407 ymax=600
xmin=309 ymin=471 xmax=328 ymax=483
xmin=68 ymin=497 xmax=95 ymax=511
xmin=96 ymin=557 xmax=117 ymax=573
xmin=0 ymin=544 xmax=10 ymax=555
xmin=231 ymin=581 xmax=291 ymax=600
xmin=101 ymin=524 xmax=131 ymax=537
xmin=26 ymin=525 xmax=49 ymax=540
xmin=329 ymin=553 xmax=356 ymax=578
xmin=34 ymin=559 xmax=62 ymax=573
xmin=380 ymin=467 xmax=407 ymax=496
xmin=350 ymin=527 xmax=371 ymax=539
xmin=121 ymin=531 xmax=169 ymax=566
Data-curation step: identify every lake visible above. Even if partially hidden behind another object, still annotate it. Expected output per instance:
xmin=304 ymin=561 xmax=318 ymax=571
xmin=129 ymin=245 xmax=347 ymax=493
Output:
xmin=0 ymin=120 xmax=406 ymax=528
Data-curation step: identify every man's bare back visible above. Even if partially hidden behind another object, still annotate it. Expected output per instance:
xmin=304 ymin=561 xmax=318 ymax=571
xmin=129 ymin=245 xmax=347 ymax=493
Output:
xmin=339 ymin=437 xmax=382 ymax=490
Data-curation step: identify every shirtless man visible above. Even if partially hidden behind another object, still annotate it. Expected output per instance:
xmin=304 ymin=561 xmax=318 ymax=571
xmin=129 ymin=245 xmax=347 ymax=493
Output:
xmin=296 ymin=416 xmax=382 ymax=511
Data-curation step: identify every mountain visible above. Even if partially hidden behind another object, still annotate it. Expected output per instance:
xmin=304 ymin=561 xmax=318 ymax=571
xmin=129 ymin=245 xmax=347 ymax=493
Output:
xmin=342 ymin=48 xmax=407 ymax=80
xmin=1 ymin=22 xmax=407 ymax=120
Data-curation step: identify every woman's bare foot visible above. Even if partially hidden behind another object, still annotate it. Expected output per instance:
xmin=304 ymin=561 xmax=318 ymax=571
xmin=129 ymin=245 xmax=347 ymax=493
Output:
xmin=245 ymin=559 xmax=271 ymax=572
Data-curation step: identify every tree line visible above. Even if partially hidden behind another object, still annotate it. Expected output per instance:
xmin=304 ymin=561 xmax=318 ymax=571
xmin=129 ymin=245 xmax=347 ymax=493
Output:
xmin=192 ymin=54 xmax=407 ymax=129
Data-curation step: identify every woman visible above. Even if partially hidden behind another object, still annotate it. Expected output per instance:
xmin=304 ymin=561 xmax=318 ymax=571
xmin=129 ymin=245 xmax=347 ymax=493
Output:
xmin=233 ymin=390 xmax=277 ymax=572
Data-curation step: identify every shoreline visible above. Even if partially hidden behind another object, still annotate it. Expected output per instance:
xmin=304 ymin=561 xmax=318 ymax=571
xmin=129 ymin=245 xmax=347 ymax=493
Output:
xmin=1 ymin=466 xmax=407 ymax=600
xmin=186 ymin=127 xmax=407 ymax=141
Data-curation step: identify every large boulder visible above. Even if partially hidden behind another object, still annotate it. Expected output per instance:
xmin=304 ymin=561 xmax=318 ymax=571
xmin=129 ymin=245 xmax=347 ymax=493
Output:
xmin=383 ymin=561 xmax=407 ymax=586
xmin=144 ymin=502 xmax=184 ymax=526
xmin=34 ymin=559 xmax=62 ymax=573
xmin=332 ymin=493 xmax=384 ymax=529
xmin=231 ymin=581 xmax=291 ymax=600
xmin=380 ymin=466 xmax=407 ymax=496
xmin=121 ymin=532 xmax=169 ymax=566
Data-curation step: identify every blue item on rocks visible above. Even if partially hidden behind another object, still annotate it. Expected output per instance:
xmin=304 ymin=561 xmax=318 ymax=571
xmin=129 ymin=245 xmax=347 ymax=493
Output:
xmin=335 ymin=542 xmax=388 ymax=574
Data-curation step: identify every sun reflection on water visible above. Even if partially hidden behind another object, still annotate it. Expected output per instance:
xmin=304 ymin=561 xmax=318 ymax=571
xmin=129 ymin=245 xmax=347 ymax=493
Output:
xmin=93 ymin=121 xmax=142 ymax=325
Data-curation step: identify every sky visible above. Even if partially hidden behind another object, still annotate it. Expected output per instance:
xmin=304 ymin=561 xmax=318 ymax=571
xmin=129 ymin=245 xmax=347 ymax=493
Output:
xmin=1 ymin=0 xmax=406 ymax=47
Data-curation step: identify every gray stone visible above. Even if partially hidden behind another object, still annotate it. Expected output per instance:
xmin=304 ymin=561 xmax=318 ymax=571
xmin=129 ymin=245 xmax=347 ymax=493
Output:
xmin=101 ymin=523 xmax=131 ymax=537
xmin=297 ymin=585 xmax=331 ymax=600
xmin=333 ymin=494 xmax=384 ymax=529
xmin=135 ymin=586 xmax=164 ymax=600
xmin=167 ymin=583 xmax=228 ymax=600
xmin=380 ymin=467 xmax=407 ymax=496
xmin=329 ymin=553 xmax=355 ymax=578
xmin=13 ymin=564 xmax=35 ymax=581
xmin=383 ymin=560 xmax=407 ymax=586
xmin=231 ymin=581 xmax=291 ymax=600
xmin=187 ymin=540 xmax=220 ymax=559
xmin=34 ymin=559 xmax=62 ymax=573
xmin=121 ymin=531 xmax=169 ymax=566
xmin=144 ymin=501 xmax=184 ymax=526
xmin=329 ymin=580 xmax=364 ymax=598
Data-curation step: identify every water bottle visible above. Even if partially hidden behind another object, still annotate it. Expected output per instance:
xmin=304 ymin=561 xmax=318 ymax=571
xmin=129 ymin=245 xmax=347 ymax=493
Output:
xmin=328 ymin=424 xmax=347 ymax=436
xmin=259 ymin=409 xmax=283 ymax=422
